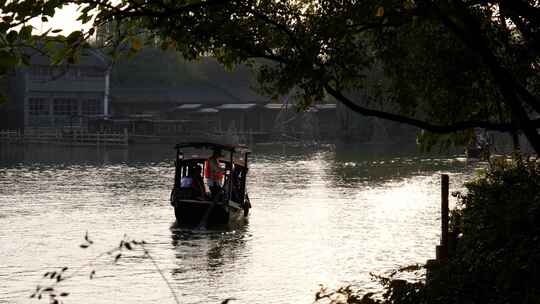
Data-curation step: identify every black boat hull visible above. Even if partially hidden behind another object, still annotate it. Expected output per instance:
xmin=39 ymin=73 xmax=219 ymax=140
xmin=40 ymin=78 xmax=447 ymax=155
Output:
xmin=172 ymin=200 xmax=246 ymax=227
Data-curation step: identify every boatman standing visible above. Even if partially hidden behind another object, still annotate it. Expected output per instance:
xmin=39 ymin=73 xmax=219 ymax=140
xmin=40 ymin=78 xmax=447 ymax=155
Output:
xmin=205 ymin=148 xmax=225 ymax=200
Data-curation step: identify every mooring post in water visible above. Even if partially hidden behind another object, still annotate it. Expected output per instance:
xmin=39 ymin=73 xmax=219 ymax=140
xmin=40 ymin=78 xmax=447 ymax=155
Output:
xmin=437 ymin=174 xmax=449 ymax=261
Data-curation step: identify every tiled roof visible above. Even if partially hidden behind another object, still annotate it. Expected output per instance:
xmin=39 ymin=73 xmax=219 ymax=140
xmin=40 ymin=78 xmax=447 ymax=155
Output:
xmin=315 ymin=104 xmax=337 ymax=110
xmin=197 ymin=108 xmax=219 ymax=113
xmin=27 ymin=45 xmax=109 ymax=68
xmin=175 ymin=104 xmax=202 ymax=109
xmin=216 ymin=103 xmax=258 ymax=110
xmin=110 ymin=86 xmax=241 ymax=104
xmin=264 ymin=103 xmax=295 ymax=110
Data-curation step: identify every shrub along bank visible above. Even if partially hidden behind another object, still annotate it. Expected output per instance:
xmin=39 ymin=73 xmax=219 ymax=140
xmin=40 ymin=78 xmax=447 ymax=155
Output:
xmin=322 ymin=159 xmax=540 ymax=304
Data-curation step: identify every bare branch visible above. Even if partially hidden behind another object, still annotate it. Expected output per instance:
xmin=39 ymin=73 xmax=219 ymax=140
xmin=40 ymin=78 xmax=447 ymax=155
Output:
xmin=324 ymin=84 xmax=517 ymax=133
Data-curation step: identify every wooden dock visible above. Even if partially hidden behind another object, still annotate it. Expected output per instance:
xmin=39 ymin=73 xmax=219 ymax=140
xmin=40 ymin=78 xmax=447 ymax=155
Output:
xmin=0 ymin=129 xmax=128 ymax=147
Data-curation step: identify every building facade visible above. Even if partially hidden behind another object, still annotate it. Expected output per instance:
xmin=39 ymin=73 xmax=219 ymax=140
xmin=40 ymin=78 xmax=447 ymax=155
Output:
xmin=2 ymin=49 xmax=341 ymax=143
xmin=4 ymin=49 xmax=109 ymax=130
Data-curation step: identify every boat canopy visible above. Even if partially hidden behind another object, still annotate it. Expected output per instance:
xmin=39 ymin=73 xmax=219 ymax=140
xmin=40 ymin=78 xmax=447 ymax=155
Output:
xmin=174 ymin=142 xmax=250 ymax=153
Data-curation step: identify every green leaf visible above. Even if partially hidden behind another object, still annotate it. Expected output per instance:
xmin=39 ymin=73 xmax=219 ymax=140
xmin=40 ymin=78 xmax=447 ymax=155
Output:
xmin=403 ymin=0 xmax=414 ymax=10
xmin=0 ymin=51 xmax=18 ymax=68
xmin=376 ymin=6 xmax=384 ymax=17
xmin=21 ymin=54 xmax=31 ymax=66
xmin=6 ymin=31 xmax=17 ymax=44
xmin=131 ymin=38 xmax=142 ymax=51
xmin=43 ymin=1 xmax=59 ymax=16
xmin=0 ymin=22 xmax=10 ymax=33
xmin=20 ymin=25 xmax=32 ymax=40
xmin=77 ymin=13 xmax=92 ymax=24
xmin=66 ymin=31 xmax=82 ymax=44
xmin=124 ymin=242 xmax=132 ymax=250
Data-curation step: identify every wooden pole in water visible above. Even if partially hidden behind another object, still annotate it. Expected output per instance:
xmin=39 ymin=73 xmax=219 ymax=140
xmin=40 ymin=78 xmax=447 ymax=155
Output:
xmin=228 ymin=149 xmax=233 ymax=204
xmin=123 ymin=128 xmax=128 ymax=145
xmin=439 ymin=174 xmax=449 ymax=260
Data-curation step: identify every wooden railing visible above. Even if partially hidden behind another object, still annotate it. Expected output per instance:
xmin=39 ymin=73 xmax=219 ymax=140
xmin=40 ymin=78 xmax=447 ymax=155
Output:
xmin=0 ymin=129 xmax=128 ymax=146
xmin=0 ymin=130 xmax=22 ymax=143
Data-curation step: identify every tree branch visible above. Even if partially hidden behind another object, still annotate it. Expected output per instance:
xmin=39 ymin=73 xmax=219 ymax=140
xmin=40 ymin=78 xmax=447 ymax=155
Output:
xmin=426 ymin=1 xmax=540 ymax=153
xmin=73 ymin=0 xmax=232 ymax=19
xmin=246 ymin=8 xmax=304 ymax=55
xmin=324 ymin=84 xmax=517 ymax=133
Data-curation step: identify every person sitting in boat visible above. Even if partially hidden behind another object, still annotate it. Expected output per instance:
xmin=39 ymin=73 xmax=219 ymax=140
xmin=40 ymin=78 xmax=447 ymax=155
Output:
xmin=180 ymin=165 xmax=206 ymax=200
xmin=204 ymin=149 xmax=225 ymax=200
xmin=223 ymin=165 xmax=243 ymax=203
xmin=191 ymin=165 xmax=206 ymax=200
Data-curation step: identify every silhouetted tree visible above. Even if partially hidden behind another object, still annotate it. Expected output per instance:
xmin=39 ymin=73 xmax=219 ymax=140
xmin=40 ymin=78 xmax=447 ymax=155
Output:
xmin=1 ymin=0 xmax=539 ymax=151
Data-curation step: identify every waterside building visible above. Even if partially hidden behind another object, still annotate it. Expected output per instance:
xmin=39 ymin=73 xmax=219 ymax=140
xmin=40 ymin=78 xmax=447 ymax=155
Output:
xmin=1 ymin=48 xmax=110 ymax=130
xmin=3 ymin=49 xmax=420 ymax=144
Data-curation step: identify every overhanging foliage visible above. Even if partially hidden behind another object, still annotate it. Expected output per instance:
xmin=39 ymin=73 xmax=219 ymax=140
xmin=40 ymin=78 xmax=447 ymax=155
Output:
xmin=1 ymin=0 xmax=539 ymax=151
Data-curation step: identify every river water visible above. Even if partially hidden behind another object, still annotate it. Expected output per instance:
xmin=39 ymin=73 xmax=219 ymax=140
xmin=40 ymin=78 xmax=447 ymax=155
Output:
xmin=0 ymin=143 xmax=479 ymax=304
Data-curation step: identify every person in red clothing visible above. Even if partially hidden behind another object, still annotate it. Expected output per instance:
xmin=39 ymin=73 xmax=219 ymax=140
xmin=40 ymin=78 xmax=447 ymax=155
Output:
xmin=204 ymin=149 xmax=224 ymax=199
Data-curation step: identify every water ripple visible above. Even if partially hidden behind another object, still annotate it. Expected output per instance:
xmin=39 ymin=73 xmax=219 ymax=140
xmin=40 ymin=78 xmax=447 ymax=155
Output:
xmin=0 ymin=144 xmax=479 ymax=304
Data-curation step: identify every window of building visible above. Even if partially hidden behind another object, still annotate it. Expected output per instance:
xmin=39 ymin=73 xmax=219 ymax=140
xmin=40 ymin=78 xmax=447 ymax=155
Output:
xmin=28 ymin=98 xmax=49 ymax=116
xmin=31 ymin=66 xmax=52 ymax=80
xmin=74 ymin=67 xmax=83 ymax=79
xmin=31 ymin=66 xmax=104 ymax=80
xmin=82 ymin=67 xmax=104 ymax=78
xmin=53 ymin=98 xmax=78 ymax=116
xmin=82 ymin=99 xmax=103 ymax=115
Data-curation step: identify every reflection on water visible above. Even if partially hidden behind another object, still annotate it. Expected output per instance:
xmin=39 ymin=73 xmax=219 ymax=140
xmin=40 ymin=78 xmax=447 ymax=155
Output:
xmin=0 ymin=143 xmax=480 ymax=304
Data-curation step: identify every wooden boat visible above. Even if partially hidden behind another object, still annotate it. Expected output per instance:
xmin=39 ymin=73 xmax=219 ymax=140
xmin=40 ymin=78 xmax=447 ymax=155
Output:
xmin=170 ymin=142 xmax=251 ymax=227
xmin=466 ymin=130 xmax=491 ymax=160
xmin=465 ymin=142 xmax=490 ymax=160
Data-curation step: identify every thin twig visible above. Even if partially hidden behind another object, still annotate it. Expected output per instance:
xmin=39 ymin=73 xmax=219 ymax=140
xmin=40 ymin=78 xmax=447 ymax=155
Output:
xmin=140 ymin=243 xmax=181 ymax=304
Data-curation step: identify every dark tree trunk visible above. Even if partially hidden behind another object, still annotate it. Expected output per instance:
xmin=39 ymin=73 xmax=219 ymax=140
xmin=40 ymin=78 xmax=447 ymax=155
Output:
xmin=431 ymin=1 xmax=540 ymax=155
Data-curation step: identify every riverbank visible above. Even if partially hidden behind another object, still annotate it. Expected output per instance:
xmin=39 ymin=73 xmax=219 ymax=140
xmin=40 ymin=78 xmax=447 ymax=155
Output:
xmin=334 ymin=158 xmax=540 ymax=304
